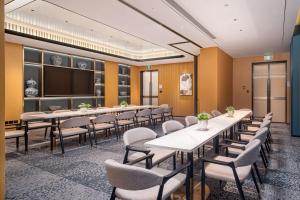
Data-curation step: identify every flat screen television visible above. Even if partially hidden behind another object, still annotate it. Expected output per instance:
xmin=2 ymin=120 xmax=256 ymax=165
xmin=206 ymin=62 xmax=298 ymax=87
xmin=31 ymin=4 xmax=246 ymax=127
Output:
xmin=44 ymin=66 xmax=94 ymax=96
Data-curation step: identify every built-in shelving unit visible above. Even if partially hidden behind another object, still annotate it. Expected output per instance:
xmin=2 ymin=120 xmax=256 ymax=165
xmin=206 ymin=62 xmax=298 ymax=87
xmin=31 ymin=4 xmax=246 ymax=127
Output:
xmin=23 ymin=47 xmax=105 ymax=112
xmin=118 ymin=64 xmax=131 ymax=104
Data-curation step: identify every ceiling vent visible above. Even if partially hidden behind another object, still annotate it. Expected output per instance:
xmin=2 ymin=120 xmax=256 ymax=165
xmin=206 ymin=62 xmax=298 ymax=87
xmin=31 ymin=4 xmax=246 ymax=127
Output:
xmin=164 ymin=0 xmax=216 ymax=39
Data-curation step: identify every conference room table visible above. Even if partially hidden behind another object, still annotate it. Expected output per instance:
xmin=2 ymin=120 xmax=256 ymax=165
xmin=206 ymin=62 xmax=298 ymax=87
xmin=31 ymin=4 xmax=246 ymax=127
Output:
xmin=145 ymin=110 xmax=252 ymax=199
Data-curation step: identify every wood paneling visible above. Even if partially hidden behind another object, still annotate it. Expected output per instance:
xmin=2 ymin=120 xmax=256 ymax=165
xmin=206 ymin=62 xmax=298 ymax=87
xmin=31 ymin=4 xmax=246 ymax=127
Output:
xmin=135 ymin=62 xmax=195 ymax=116
xmin=130 ymin=66 xmax=140 ymax=105
xmin=5 ymin=42 xmax=23 ymax=121
xmin=0 ymin=0 xmax=5 ymax=198
xmin=104 ymin=61 xmax=118 ymax=107
xmin=233 ymin=52 xmax=291 ymax=122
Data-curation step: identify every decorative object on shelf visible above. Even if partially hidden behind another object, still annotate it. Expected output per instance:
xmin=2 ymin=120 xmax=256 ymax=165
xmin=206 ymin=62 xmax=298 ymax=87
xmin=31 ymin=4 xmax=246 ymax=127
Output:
xmin=77 ymin=61 xmax=88 ymax=70
xmin=78 ymin=103 xmax=92 ymax=112
xmin=226 ymin=106 xmax=235 ymax=117
xmin=25 ymin=78 xmax=38 ymax=97
xmin=121 ymin=80 xmax=126 ymax=85
xmin=180 ymin=73 xmax=192 ymax=96
xmin=120 ymin=91 xmax=127 ymax=96
xmin=197 ymin=112 xmax=210 ymax=131
xmin=121 ymin=67 xmax=126 ymax=75
xmin=95 ymin=78 xmax=101 ymax=84
xmin=120 ymin=100 xmax=128 ymax=108
xmin=48 ymin=106 xmax=62 ymax=111
xmin=96 ymin=89 xmax=102 ymax=96
xmin=50 ymin=55 xmax=63 ymax=66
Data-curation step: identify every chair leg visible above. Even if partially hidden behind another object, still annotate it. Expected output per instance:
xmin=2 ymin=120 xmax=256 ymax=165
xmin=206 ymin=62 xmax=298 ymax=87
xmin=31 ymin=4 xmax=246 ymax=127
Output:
xmin=50 ymin=133 xmax=54 ymax=151
xmin=59 ymin=134 xmax=65 ymax=154
xmin=44 ymin=127 xmax=48 ymax=139
xmin=260 ymin=150 xmax=268 ymax=168
xmin=232 ymin=168 xmax=245 ymax=200
xmin=94 ymin=129 xmax=98 ymax=145
xmin=110 ymin=187 xmax=116 ymax=200
xmin=16 ymin=137 xmax=19 ymax=149
xmin=181 ymin=152 xmax=184 ymax=164
xmin=201 ymin=161 xmax=206 ymax=200
xmin=261 ymin=147 xmax=269 ymax=163
xmin=88 ymin=131 xmax=93 ymax=148
xmin=198 ymin=148 xmax=200 ymax=158
xmin=254 ymin=162 xmax=263 ymax=184
xmin=24 ymin=132 xmax=28 ymax=152
xmin=202 ymin=145 xmax=205 ymax=157
xmin=251 ymin=167 xmax=260 ymax=194
xmin=172 ymin=154 xmax=176 ymax=170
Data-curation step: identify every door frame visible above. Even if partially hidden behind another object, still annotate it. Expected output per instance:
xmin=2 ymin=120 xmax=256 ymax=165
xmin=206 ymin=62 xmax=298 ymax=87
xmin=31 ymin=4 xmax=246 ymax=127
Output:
xmin=140 ymin=70 xmax=159 ymax=105
xmin=251 ymin=60 xmax=287 ymax=123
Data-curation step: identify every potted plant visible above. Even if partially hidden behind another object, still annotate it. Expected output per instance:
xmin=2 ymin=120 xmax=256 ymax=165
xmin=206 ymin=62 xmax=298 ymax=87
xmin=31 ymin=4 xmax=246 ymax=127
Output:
xmin=197 ymin=112 xmax=210 ymax=130
xmin=226 ymin=106 xmax=235 ymax=117
xmin=78 ymin=103 xmax=92 ymax=112
xmin=120 ymin=100 xmax=128 ymax=108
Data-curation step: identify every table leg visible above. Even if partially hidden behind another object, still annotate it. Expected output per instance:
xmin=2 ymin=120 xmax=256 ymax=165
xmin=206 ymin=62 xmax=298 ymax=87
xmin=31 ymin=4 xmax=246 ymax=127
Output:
xmin=187 ymin=152 xmax=194 ymax=200
xmin=213 ymin=135 xmax=219 ymax=154
xmin=229 ymin=127 xmax=234 ymax=139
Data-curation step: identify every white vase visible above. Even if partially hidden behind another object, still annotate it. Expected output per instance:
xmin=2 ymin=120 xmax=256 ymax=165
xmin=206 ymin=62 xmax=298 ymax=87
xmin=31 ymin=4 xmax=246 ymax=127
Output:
xmin=80 ymin=108 xmax=87 ymax=112
xmin=199 ymin=120 xmax=208 ymax=130
xmin=228 ymin=110 xmax=235 ymax=117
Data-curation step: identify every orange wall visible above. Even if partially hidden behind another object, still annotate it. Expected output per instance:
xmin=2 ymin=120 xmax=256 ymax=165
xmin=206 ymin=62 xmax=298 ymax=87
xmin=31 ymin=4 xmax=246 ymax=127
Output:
xmin=104 ymin=61 xmax=119 ymax=107
xmin=130 ymin=66 xmax=140 ymax=105
xmin=198 ymin=47 xmax=233 ymax=113
xmin=232 ymin=52 xmax=291 ymax=122
xmin=5 ymin=42 xmax=23 ymax=122
xmin=136 ymin=62 xmax=195 ymax=116
xmin=1 ymin=0 xmax=5 ymax=198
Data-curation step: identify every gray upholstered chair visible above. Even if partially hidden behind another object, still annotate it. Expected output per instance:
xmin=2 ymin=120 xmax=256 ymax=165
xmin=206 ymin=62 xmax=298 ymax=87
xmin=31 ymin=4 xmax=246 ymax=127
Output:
xmin=116 ymin=111 xmax=136 ymax=133
xmin=20 ymin=112 xmax=52 ymax=141
xmin=91 ymin=113 xmax=117 ymax=142
xmin=185 ymin=116 xmax=198 ymax=127
xmin=211 ymin=110 xmax=222 ymax=117
xmin=136 ymin=109 xmax=152 ymax=127
xmin=159 ymin=104 xmax=169 ymax=108
xmin=52 ymin=116 xmax=92 ymax=154
xmin=151 ymin=107 xmax=165 ymax=127
xmin=162 ymin=120 xmax=184 ymax=136
xmin=5 ymin=128 xmax=27 ymax=151
xmin=163 ymin=107 xmax=173 ymax=121
xmin=123 ymin=127 xmax=177 ymax=169
xmin=201 ymin=139 xmax=262 ymax=200
xmin=105 ymin=158 xmax=190 ymax=200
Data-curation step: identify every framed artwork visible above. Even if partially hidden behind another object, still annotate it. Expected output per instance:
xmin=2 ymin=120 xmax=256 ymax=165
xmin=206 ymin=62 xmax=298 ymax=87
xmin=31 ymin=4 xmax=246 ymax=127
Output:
xmin=180 ymin=73 xmax=192 ymax=96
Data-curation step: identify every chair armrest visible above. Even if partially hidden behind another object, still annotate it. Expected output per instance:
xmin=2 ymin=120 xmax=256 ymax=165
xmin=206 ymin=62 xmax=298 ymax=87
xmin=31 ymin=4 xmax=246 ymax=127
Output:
xmin=163 ymin=163 xmax=190 ymax=181
xmin=219 ymin=143 xmax=246 ymax=150
xmin=126 ymin=145 xmax=151 ymax=155
xmin=239 ymin=132 xmax=256 ymax=136
xmin=243 ymin=123 xmax=260 ymax=128
xmin=127 ymin=153 xmax=154 ymax=166
xmin=236 ymin=130 xmax=256 ymax=135
xmin=223 ymin=138 xmax=248 ymax=144
xmin=201 ymin=158 xmax=232 ymax=166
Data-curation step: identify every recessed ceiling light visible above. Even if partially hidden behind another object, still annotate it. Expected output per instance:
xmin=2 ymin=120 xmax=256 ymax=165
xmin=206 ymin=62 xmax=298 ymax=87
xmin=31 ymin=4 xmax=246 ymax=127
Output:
xmin=65 ymin=20 xmax=68 ymax=23
xmin=224 ymin=4 xmax=229 ymax=7
xmin=240 ymin=29 xmax=243 ymax=31
xmin=31 ymin=9 xmax=34 ymax=12
xmin=90 ymin=29 xmax=94 ymax=32
xmin=234 ymin=18 xmax=237 ymax=21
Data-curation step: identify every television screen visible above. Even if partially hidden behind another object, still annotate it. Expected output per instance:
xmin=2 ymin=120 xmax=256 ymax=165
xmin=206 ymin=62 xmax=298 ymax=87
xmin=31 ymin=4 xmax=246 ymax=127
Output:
xmin=44 ymin=66 xmax=94 ymax=96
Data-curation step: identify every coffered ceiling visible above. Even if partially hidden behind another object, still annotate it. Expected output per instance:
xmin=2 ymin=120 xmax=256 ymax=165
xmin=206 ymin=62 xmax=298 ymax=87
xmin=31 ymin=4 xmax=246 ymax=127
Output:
xmin=4 ymin=0 xmax=300 ymax=66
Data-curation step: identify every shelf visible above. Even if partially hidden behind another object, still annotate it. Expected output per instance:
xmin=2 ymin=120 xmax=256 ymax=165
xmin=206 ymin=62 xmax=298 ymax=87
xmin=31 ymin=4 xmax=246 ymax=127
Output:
xmin=118 ymin=74 xmax=130 ymax=77
xmin=95 ymin=71 xmax=104 ymax=74
xmin=24 ymin=97 xmax=41 ymax=100
xmin=118 ymin=85 xmax=130 ymax=87
xmin=95 ymin=83 xmax=104 ymax=86
xmin=119 ymin=96 xmax=130 ymax=98
xmin=24 ymin=62 xmax=42 ymax=66
xmin=44 ymin=64 xmax=71 ymax=68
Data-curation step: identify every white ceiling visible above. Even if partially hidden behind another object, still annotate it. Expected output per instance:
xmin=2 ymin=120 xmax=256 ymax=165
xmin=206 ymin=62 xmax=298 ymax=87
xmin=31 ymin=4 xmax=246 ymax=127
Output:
xmin=4 ymin=0 xmax=300 ymax=65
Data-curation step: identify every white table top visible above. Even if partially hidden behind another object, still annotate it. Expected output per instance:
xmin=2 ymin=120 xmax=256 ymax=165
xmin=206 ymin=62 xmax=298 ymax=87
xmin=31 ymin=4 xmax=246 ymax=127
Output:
xmin=145 ymin=110 xmax=251 ymax=153
xmin=27 ymin=105 xmax=158 ymax=120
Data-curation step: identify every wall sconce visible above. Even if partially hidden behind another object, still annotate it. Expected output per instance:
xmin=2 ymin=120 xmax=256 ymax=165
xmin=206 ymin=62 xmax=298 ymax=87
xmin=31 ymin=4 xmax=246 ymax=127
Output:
xmin=159 ymin=84 xmax=163 ymax=93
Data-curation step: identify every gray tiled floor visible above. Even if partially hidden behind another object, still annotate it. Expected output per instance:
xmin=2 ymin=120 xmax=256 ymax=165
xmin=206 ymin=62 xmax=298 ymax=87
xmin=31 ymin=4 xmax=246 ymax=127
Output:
xmin=5 ymin=119 xmax=300 ymax=200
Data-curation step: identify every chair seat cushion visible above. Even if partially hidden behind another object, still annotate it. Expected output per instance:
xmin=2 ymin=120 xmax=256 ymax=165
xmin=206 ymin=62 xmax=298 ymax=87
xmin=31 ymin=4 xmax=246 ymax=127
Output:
xmin=118 ymin=120 xmax=134 ymax=126
xmin=240 ymin=134 xmax=254 ymax=141
xmin=92 ymin=123 xmax=114 ymax=130
xmin=137 ymin=117 xmax=150 ymax=122
xmin=128 ymin=148 xmax=176 ymax=166
xmin=227 ymin=143 xmax=246 ymax=155
xmin=205 ymin=155 xmax=251 ymax=182
xmin=89 ymin=116 xmax=96 ymax=120
xmin=152 ymin=114 xmax=162 ymax=119
xmin=28 ymin=122 xmax=51 ymax=129
xmin=115 ymin=167 xmax=185 ymax=200
xmin=5 ymin=130 xmax=25 ymax=139
xmin=53 ymin=127 xmax=88 ymax=137
xmin=247 ymin=126 xmax=259 ymax=132
xmin=252 ymin=121 xmax=262 ymax=125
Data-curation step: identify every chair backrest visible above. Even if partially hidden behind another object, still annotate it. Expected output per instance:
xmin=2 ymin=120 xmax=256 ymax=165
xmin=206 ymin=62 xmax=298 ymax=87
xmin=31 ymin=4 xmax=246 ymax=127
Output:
xmin=117 ymin=111 xmax=136 ymax=120
xmin=260 ymin=120 xmax=271 ymax=129
xmin=21 ymin=112 xmax=46 ymax=121
xmin=248 ymin=127 xmax=268 ymax=145
xmin=211 ymin=110 xmax=222 ymax=117
xmin=162 ymin=120 xmax=184 ymax=135
xmin=151 ymin=107 xmax=165 ymax=115
xmin=234 ymin=139 xmax=261 ymax=167
xmin=105 ymin=159 xmax=163 ymax=190
xmin=123 ymin=127 xmax=157 ymax=146
xmin=159 ymin=104 xmax=169 ymax=108
xmin=163 ymin=107 xmax=173 ymax=113
xmin=93 ymin=114 xmax=116 ymax=124
xmin=136 ymin=109 xmax=151 ymax=117
xmin=60 ymin=116 xmax=90 ymax=129
xmin=185 ymin=116 xmax=198 ymax=126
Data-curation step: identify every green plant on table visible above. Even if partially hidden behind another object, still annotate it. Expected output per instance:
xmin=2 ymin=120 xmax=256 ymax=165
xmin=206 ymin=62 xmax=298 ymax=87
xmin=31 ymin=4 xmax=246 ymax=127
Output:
xmin=226 ymin=106 xmax=235 ymax=112
xmin=197 ymin=112 xmax=210 ymax=121
xmin=120 ymin=100 xmax=128 ymax=107
xmin=78 ymin=103 xmax=92 ymax=109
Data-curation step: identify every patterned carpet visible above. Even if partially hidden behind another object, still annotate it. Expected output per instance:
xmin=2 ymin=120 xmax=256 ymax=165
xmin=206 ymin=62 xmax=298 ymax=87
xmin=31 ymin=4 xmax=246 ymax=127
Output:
xmin=5 ymin=118 xmax=300 ymax=200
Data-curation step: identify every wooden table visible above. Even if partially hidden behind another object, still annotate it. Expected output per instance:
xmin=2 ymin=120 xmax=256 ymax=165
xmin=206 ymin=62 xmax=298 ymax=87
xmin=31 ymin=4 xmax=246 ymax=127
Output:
xmin=145 ymin=110 xmax=251 ymax=199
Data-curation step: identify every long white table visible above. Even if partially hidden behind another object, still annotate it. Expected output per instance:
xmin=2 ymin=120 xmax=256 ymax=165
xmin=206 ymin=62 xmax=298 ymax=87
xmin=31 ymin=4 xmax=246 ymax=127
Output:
xmin=145 ymin=110 xmax=251 ymax=199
